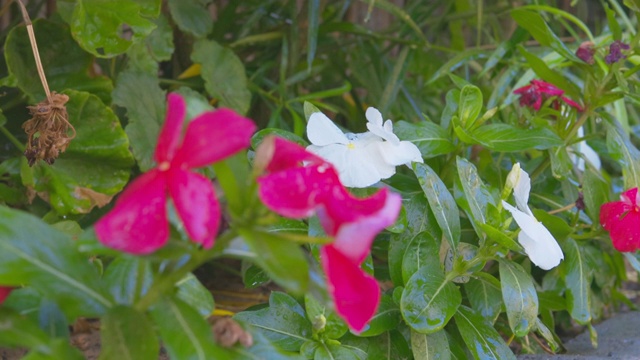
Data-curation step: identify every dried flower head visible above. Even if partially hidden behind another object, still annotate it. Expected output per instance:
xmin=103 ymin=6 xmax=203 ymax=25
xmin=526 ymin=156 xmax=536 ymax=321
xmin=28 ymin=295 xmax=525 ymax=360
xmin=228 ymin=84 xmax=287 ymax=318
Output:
xmin=22 ymin=92 xmax=75 ymax=166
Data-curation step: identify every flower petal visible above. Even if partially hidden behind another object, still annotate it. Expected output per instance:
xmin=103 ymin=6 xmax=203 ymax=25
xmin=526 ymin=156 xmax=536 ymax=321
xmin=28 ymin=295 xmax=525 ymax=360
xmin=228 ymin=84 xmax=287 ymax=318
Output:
xmin=365 ymin=108 xmax=400 ymax=143
xmin=308 ymin=142 xmax=387 ymax=188
xmin=605 ymin=208 xmax=640 ymax=252
xmin=510 ymin=165 xmax=533 ymax=216
xmin=321 ymin=245 xmax=380 ymax=332
xmin=0 ymin=287 xmax=13 ymax=304
xmin=173 ymin=108 xmax=256 ymax=168
xmin=95 ymin=170 xmax=169 ymax=254
xmin=307 ymin=112 xmax=349 ymax=146
xmin=168 ymin=169 xmax=220 ymax=249
xmin=155 ymin=93 xmax=186 ymax=163
xmin=560 ymin=96 xmax=583 ymax=111
xmin=323 ymin=189 xmax=402 ymax=263
xmin=502 ymin=201 xmax=564 ymax=270
xmin=378 ymin=140 xmax=423 ymax=166
xmin=532 ymin=80 xmax=564 ymax=96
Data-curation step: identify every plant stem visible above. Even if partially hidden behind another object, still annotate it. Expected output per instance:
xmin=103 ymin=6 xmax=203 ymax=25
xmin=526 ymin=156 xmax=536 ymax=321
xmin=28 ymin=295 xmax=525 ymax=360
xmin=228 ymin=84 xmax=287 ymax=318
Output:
xmin=0 ymin=126 xmax=25 ymax=152
xmin=16 ymin=0 xmax=51 ymax=102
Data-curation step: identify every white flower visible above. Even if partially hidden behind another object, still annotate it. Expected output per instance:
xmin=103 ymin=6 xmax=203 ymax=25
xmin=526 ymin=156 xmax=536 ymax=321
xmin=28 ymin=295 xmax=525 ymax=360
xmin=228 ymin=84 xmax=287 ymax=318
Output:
xmin=306 ymin=108 xmax=423 ymax=188
xmin=502 ymin=164 xmax=564 ymax=270
xmin=570 ymin=127 xmax=601 ymax=172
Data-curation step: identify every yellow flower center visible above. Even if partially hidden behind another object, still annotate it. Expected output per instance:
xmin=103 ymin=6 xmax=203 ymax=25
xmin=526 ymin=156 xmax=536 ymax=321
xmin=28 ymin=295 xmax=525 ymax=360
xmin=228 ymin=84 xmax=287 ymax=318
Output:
xmin=158 ymin=161 xmax=170 ymax=171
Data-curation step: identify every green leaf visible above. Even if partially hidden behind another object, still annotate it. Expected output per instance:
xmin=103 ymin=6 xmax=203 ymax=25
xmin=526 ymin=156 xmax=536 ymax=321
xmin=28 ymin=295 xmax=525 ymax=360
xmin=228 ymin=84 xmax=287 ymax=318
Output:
xmin=464 ymin=275 xmax=502 ymax=323
xmin=239 ymin=230 xmax=309 ymax=294
xmin=168 ymin=0 xmax=213 ymax=37
xmin=549 ymin=146 xmax=572 ymax=179
xmin=38 ymin=299 xmax=70 ymax=339
xmin=499 ymin=260 xmax=538 ymax=337
xmin=624 ymin=0 xmax=640 ymax=12
xmin=304 ymin=295 xmax=347 ymax=340
xmin=251 ymin=129 xmax=307 ymax=150
xmin=605 ymin=4 xmax=622 ymax=41
xmin=113 ymin=70 xmax=165 ymax=171
xmin=511 ymin=9 xmax=580 ymax=62
xmin=479 ymin=223 xmax=523 ymax=252
xmin=234 ymin=292 xmax=312 ymax=352
xmin=70 ymin=0 xmax=158 ymax=57
xmin=454 ymin=306 xmax=516 ymax=360
xmin=394 ymin=121 xmax=455 ymax=158
xmin=472 ymin=124 xmax=563 ymax=152
xmin=455 ymin=157 xmax=494 ymax=237
xmin=302 ymin=341 xmax=363 ymax=360
xmin=192 ymin=39 xmax=251 ymax=114
xmin=410 ymin=329 xmax=450 ymax=360
xmin=582 ymin=168 xmax=609 ymax=224
xmin=150 ymin=298 xmax=233 ymax=360
xmin=401 ymin=231 xmax=440 ymax=284
xmin=606 ymin=122 xmax=640 ymax=190
xmin=176 ymin=273 xmax=214 ymax=317
xmin=358 ymin=294 xmax=401 ymax=337
xmin=303 ymin=102 xmax=322 ymax=121
xmin=126 ymin=15 xmax=175 ymax=73
xmin=4 ymin=19 xmax=112 ymax=103
xmin=31 ymin=90 xmax=134 ymax=214
xmin=401 ymin=263 xmax=461 ymax=334
xmin=0 ymin=207 xmax=112 ymax=318
xmin=413 ymin=163 xmax=460 ymax=251
xmin=562 ymin=238 xmax=591 ymax=324
xmin=103 ymin=257 xmax=153 ymax=305
xmin=99 ymin=305 xmax=159 ymax=360
xmin=307 ymin=0 xmax=320 ymax=70
xmin=458 ymin=85 xmax=483 ymax=129
xmin=517 ymin=46 xmax=581 ymax=98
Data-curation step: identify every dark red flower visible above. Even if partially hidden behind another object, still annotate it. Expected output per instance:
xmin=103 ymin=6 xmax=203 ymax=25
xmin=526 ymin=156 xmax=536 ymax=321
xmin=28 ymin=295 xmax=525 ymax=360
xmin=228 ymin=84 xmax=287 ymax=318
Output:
xmin=600 ymin=188 xmax=640 ymax=252
xmin=576 ymin=41 xmax=595 ymax=65
xmin=513 ymin=80 xmax=583 ymax=112
xmin=605 ymin=40 xmax=630 ymax=64
xmin=95 ymin=94 xmax=256 ymax=254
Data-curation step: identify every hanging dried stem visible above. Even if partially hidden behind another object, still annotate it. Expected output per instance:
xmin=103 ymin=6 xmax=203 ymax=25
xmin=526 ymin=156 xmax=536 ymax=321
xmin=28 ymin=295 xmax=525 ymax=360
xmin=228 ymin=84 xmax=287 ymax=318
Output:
xmin=16 ymin=0 xmax=74 ymax=166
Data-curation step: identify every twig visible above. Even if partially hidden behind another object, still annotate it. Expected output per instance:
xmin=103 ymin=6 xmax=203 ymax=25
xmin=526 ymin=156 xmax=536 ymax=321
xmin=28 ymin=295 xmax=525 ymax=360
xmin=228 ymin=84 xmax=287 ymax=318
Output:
xmin=16 ymin=0 xmax=51 ymax=102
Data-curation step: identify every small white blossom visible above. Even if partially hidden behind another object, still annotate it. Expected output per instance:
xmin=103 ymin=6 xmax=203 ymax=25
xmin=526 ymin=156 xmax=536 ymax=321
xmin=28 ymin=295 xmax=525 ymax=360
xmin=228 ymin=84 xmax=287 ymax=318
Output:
xmin=306 ymin=108 xmax=423 ymax=188
xmin=502 ymin=164 xmax=564 ymax=270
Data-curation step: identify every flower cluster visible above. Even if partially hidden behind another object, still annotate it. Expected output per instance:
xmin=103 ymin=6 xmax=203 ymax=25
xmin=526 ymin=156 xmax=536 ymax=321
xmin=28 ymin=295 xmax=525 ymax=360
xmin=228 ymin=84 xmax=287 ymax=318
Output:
xmin=600 ymin=187 xmax=640 ymax=252
xmin=95 ymin=94 xmax=256 ymax=254
xmin=605 ymin=40 xmax=630 ymax=64
xmin=513 ymin=80 xmax=582 ymax=112
xmin=256 ymin=136 xmax=401 ymax=331
xmin=502 ymin=164 xmax=564 ymax=270
xmin=306 ymin=108 xmax=423 ymax=188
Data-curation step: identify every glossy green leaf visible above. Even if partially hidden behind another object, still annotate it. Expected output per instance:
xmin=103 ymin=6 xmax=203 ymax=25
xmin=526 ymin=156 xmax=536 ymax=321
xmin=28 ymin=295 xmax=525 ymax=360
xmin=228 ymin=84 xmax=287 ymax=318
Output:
xmin=176 ymin=273 xmax=214 ymax=317
xmin=394 ymin=121 xmax=455 ymax=158
xmin=562 ymin=238 xmax=591 ymax=324
xmin=464 ymin=275 xmax=502 ymax=323
xmin=251 ymin=128 xmax=307 ymax=150
xmin=31 ymin=90 xmax=134 ymax=214
xmin=0 ymin=207 xmax=112 ymax=318
xmin=192 ymin=39 xmax=251 ymax=114
xmin=517 ymin=46 xmax=581 ymax=98
xmin=99 ymin=305 xmax=159 ymax=360
xmin=234 ymin=292 xmax=312 ymax=352
xmin=168 ymin=0 xmax=213 ymax=37
xmin=358 ymin=294 xmax=401 ymax=337
xmin=458 ymin=85 xmax=483 ymax=129
xmin=582 ymin=168 xmax=609 ymax=224
xmin=103 ymin=257 xmax=153 ymax=305
xmin=303 ymin=102 xmax=322 ymax=121
xmin=549 ymin=146 xmax=572 ymax=179
xmin=401 ymin=231 xmax=440 ymax=284
xmin=4 ymin=19 xmax=112 ymax=103
xmin=38 ymin=299 xmax=69 ymax=339
xmin=227 ymin=329 xmax=305 ymax=360
xmin=239 ymin=230 xmax=309 ymax=294
xmin=479 ymin=223 xmax=523 ymax=252
xmin=606 ymin=122 xmax=640 ymax=190
xmin=455 ymin=157 xmax=494 ymax=237
xmin=126 ymin=15 xmax=175 ymax=73
xmin=410 ymin=329 xmax=450 ymax=360
xmin=302 ymin=340 xmax=363 ymax=360
xmin=242 ymin=262 xmax=270 ymax=289
xmin=401 ymin=263 xmax=461 ymax=334
xmin=499 ymin=260 xmax=538 ymax=337
xmin=150 ymin=298 xmax=234 ymax=360
xmin=454 ymin=306 xmax=516 ymax=360
xmin=113 ymin=70 xmax=165 ymax=171
xmin=511 ymin=9 xmax=580 ymax=62
xmin=304 ymin=295 xmax=347 ymax=340
xmin=413 ymin=163 xmax=460 ymax=252
xmin=534 ymin=318 xmax=560 ymax=353
xmin=70 ymin=0 xmax=158 ymax=57
xmin=472 ymin=124 xmax=563 ymax=152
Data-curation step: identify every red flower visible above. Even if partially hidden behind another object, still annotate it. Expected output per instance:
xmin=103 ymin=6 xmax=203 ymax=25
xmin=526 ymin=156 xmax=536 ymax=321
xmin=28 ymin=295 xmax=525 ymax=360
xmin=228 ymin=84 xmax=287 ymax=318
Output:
xmin=256 ymin=137 xmax=401 ymax=332
xmin=513 ymin=80 xmax=583 ymax=111
xmin=95 ymin=94 xmax=256 ymax=254
xmin=600 ymin=188 xmax=640 ymax=252
xmin=0 ymin=287 xmax=13 ymax=304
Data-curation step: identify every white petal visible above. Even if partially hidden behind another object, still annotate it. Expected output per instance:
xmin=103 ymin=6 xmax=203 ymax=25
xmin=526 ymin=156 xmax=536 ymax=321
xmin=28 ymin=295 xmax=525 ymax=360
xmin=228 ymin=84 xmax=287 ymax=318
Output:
xmin=365 ymin=107 xmax=399 ymax=143
xmin=512 ymin=165 xmax=533 ymax=216
xmin=378 ymin=141 xmax=423 ymax=166
xmin=502 ymin=201 xmax=564 ymax=270
xmin=365 ymin=107 xmax=384 ymax=127
xmin=307 ymin=143 xmax=383 ymax=188
xmin=578 ymin=142 xmax=601 ymax=170
xmin=307 ymin=112 xmax=349 ymax=146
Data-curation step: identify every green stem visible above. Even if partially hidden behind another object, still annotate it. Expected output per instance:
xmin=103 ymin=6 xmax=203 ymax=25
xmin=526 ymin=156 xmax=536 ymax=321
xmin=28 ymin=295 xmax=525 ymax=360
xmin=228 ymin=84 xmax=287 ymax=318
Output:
xmin=529 ymin=157 xmax=550 ymax=181
xmin=564 ymin=110 xmax=591 ymax=146
xmin=0 ymin=126 xmax=25 ymax=152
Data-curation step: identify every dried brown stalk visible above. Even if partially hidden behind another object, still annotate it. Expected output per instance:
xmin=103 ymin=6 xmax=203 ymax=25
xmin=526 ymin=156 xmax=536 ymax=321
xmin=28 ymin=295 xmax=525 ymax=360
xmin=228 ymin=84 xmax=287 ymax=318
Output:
xmin=16 ymin=0 xmax=75 ymax=166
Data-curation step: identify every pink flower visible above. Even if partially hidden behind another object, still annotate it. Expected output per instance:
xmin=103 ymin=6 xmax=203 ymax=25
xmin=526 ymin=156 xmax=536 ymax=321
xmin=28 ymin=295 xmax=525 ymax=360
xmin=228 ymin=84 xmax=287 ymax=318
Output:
xmin=256 ymin=136 xmax=401 ymax=332
xmin=513 ymin=80 xmax=583 ymax=111
xmin=0 ymin=287 xmax=13 ymax=304
xmin=600 ymin=187 xmax=640 ymax=252
xmin=95 ymin=93 xmax=256 ymax=254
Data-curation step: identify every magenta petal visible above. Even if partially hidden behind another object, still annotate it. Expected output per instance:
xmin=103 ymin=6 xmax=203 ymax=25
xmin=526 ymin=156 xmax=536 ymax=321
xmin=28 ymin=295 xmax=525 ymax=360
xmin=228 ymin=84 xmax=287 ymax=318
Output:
xmin=560 ymin=96 xmax=583 ymax=111
xmin=266 ymin=137 xmax=326 ymax=172
xmin=600 ymin=200 xmax=629 ymax=232
xmin=321 ymin=245 xmax=380 ymax=332
xmin=168 ymin=169 xmax=220 ymax=249
xmin=532 ymin=80 xmax=564 ymax=96
xmin=607 ymin=210 xmax=640 ymax=252
xmin=95 ymin=170 xmax=169 ymax=254
xmin=0 ymin=287 xmax=13 ymax=304
xmin=325 ymin=190 xmax=402 ymax=264
xmin=257 ymin=164 xmax=338 ymax=218
xmin=155 ymin=93 xmax=187 ymax=163
xmin=173 ymin=109 xmax=256 ymax=168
